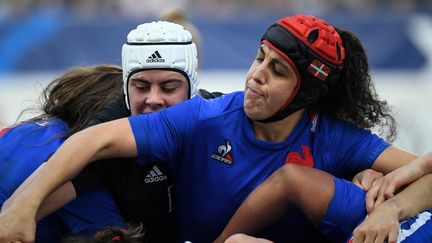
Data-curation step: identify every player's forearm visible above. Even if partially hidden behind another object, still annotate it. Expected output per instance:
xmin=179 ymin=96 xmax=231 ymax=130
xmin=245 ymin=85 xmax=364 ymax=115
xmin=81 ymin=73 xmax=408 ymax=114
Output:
xmin=12 ymin=124 xmax=114 ymax=215
xmin=395 ymin=151 xmax=432 ymax=187
xmin=36 ymin=181 xmax=77 ymax=220
xmin=418 ymin=152 xmax=432 ymax=176
xmin=384 ymin=173 xmax=432 ymax=220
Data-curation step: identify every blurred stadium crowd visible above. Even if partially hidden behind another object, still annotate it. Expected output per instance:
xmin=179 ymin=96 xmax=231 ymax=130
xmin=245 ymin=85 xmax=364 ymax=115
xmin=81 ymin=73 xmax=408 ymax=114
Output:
xmin=1 ymin=0 xmax=432 ymax=20
xmin=1 ymin=0 xmax=431 ymax=73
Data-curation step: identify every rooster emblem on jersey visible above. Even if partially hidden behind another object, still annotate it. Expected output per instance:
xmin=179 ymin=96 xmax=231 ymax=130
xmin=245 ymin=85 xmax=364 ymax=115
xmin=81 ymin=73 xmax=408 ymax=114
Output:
xmin=211 ymin=140 xmax=233 ymax=165
xmin=285 ymin=145 xmax=314 ymax=167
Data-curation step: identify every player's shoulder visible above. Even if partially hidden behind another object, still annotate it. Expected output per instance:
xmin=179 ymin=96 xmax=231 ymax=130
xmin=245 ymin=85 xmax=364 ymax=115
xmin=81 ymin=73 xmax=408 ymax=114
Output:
xmin=196 ymin=89 xmax=224 ymax=99
xmin=313 ymin=112 xmax=373 ymax=141
xmin=0 ymin=117 xmax=68 ymax=150
xmin=6 ymin=117 xmax=66 ymax=135
xmin=194 ymin=91 xmax=244 ymax=121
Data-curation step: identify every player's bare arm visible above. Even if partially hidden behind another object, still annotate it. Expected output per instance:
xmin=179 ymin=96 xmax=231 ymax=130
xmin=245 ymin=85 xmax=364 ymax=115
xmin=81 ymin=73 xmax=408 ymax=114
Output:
xmin=0 ymin=117 xmax=137 ymax=243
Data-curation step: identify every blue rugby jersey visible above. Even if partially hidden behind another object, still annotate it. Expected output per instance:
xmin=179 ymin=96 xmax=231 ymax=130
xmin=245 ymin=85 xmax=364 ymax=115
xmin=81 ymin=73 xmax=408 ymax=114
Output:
xmin=0 ymin=118 xmax=124 ymax=242
xmin=129 ymin=91 xmax=390 ymax=242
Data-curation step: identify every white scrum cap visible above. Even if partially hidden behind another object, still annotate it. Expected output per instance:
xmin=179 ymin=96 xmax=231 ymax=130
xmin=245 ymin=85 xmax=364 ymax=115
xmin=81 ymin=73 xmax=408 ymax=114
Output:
xmin=122 ymin=21 xmax=198 ymax=109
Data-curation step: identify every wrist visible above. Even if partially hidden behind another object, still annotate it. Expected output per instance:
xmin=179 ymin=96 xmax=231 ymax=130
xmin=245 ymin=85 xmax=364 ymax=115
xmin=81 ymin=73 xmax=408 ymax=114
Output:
xmin=14 ymin=192 xmax=42 ymax=218
xmin=420 ymin=152 xmax=432 ymax=175
xmin=383 ymin=197 xmax=407 ymax=221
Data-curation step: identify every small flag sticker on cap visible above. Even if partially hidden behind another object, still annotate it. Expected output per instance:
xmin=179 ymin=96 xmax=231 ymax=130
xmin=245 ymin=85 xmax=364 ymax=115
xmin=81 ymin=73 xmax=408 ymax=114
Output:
xmin=307 ymin=59 xmax=330 ymax=80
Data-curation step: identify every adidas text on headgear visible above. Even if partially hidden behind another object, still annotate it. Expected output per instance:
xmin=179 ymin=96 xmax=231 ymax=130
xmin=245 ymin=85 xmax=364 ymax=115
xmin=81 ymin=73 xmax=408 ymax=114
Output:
xmin=122 ymin=21 xmax=198 ymax=109
xmin=259 ymin=14 xmax=345 ymax=123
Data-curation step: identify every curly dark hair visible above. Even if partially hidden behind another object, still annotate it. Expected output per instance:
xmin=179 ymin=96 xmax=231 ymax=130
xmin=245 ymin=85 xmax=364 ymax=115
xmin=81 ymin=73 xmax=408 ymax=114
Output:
xmin=310 ymin=28 xmax=396 ymax=142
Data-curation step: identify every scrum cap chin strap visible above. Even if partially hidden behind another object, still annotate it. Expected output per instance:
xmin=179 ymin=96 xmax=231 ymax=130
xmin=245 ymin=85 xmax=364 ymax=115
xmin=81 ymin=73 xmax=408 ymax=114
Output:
xmin=258 ymin=14 xmax=345 ymax=123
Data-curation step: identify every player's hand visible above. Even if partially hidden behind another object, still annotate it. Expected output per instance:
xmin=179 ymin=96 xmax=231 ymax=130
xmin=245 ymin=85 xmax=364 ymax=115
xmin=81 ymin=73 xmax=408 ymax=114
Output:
xmin=352 ymin=202 xmax=399 ymax=243
xmin=0 ymin=203 xmax=36 ymax=243
xmin=365 ymin=162 xmax=424 ymax=213
xmin=352 ymin=169 xmax=383 ymax=192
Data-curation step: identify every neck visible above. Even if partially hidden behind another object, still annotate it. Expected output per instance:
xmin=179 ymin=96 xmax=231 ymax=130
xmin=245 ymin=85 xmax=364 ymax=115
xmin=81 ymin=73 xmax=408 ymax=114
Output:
xmin=252 ymin=109 xmax=305 ymax=143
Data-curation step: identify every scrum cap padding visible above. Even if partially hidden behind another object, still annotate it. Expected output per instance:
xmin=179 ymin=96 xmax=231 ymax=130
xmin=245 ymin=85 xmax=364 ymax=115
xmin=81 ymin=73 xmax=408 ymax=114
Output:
xmin=122 ymin=21 xmax=198 ymax=109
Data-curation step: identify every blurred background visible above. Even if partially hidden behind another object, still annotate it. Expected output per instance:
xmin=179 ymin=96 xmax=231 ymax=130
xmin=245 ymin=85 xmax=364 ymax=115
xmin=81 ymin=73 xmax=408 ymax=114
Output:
xmin=0 ymin=0 xmax=431 ymax=154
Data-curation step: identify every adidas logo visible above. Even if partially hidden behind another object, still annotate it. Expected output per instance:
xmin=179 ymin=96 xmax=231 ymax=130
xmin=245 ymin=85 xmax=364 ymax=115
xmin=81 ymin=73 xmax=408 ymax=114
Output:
xmin=146 ymin=50 xmax=165 ymax=63
xmin=144 ymin=165 xmax=168 ymax=183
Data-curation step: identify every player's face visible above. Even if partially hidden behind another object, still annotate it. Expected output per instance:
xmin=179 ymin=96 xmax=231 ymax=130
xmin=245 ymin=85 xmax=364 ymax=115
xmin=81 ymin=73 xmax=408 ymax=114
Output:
xmin=244 ymin=44 xmax=298 ymax=121
xmin=128 ymin=70 xmax=189 ymax=115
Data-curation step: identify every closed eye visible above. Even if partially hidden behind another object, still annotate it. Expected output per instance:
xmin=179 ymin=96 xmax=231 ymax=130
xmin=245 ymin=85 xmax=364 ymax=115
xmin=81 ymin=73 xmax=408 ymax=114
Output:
xmin=160 ymin=79 xmax=184 ymax=94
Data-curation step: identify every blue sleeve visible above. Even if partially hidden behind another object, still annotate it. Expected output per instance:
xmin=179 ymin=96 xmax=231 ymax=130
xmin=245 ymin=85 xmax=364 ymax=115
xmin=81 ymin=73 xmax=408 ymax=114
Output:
xmin=322 ymin=118 xmax=390 ymax=176
xmin=128 ymin=96 xmax=200 ymax=168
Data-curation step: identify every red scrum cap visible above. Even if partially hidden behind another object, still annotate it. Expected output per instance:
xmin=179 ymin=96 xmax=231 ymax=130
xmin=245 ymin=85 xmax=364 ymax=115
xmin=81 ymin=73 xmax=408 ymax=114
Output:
xmin=260 ymin=14 xmax=345 ymax=123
